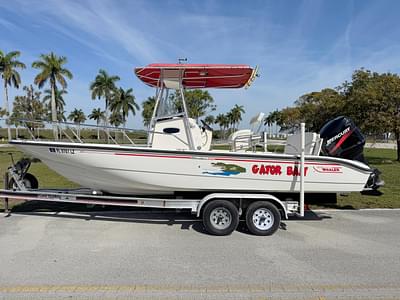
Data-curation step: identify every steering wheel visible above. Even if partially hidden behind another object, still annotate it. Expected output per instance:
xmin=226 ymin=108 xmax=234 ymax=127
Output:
xmin=200 ymin=119 xmax=213 ymax=131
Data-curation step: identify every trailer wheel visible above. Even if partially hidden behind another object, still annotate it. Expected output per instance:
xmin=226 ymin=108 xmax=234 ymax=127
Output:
xmin=10 ymin=173 xmax=39 ymax=190
xmin=245 ymin=201 xmax=280 ymax=236
xmin=202 ymin=200 xmax=239 ymax=236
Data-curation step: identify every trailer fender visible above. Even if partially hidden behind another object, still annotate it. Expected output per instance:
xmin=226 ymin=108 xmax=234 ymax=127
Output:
xmin=196 ymin=193 xmax=288 ymax=219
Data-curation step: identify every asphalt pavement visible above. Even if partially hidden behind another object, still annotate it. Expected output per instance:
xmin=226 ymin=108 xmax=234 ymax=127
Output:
xmin=0 ymin=208 xmax=400 ymax=299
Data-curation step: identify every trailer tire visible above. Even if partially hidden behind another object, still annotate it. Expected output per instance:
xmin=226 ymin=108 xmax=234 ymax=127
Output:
xmin=10 ymin=173 xmax=39 ymax=190
xmin=202 ymin=200 xmax=239 ymax=236
xmin=245 ymin=201 xmax=280 ymax=236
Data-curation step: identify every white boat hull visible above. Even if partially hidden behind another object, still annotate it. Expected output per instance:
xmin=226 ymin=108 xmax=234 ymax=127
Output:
xmin=11 ymin=141 xmax=372 ymax=195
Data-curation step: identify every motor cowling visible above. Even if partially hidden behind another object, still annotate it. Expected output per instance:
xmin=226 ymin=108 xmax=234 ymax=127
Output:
xmin=319 ymin=116 xmax=366 ymax=163
xmin=319 ymin=116 xmax=383 ymax=191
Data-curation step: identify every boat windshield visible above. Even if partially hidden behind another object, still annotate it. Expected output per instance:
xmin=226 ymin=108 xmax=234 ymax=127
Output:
xmin=155 ymin=90 xmax=182 ymax=118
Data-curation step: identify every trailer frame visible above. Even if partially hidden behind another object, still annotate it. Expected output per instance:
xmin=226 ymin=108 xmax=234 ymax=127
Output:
xmin=0 ymin=188 xmax=299 ymax=217
xmin=0 ymin=186 xmax=300 ymax=236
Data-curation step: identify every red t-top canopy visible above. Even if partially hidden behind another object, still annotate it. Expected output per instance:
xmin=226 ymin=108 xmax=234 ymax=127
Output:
xmin=135 ymin=63 xmax=255 ymax=89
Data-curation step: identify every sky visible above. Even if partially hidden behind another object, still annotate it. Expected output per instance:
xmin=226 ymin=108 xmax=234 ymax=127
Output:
xmin=1 ymin=0 xmax=400 ymax=129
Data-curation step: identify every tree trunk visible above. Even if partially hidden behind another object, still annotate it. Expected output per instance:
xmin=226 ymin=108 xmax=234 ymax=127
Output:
xmin=4 ymin=83 xmax=11 ymax=140
xmin=97 ymin=120 xmax=100 ymax=140
xmin=50 ymin=79 xmax=58 ymax=140
xmin=105 ymin=98 xmax=110 ymax=143
xmin=50 ymin=81 xmax=57 ymax=122
xmin=123 ymin=121 xmax=127 ymax=143
xmin=396 ymin=131 xmax=400 ymax=161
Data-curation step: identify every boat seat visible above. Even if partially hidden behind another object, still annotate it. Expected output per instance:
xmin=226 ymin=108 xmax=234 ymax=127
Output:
xmin=284 ymin=132 xmax=322 ymax=155
xmin=229 ymin=130 xmax=262 ymax=151
xmin=229 ymin=112 xmax=265 ymax=152
xmin=312 ymin=136 xmax=323 ymax=156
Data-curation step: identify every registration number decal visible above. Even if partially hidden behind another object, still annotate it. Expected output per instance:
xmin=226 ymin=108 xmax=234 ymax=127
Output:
xmin=49 ymin=147 xmax=75 ymax=154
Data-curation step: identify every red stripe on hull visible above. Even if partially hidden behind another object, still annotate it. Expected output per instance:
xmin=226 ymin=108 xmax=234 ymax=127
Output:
xmin=114 ymin=153 xmax=193 ymax=159
xmin=113 ymin=152 xmax=341 ymax=166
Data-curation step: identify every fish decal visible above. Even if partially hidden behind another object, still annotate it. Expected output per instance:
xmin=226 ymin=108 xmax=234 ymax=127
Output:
xmin=203 ymin=162 xmax=246 ymax=176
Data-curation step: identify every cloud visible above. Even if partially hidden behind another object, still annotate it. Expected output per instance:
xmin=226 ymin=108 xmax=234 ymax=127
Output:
xmin=2 ymin=0 xmax=400 ymax=129
xmin=39 ymin=19 xmax=132 ymax=67
xmin=5 ymin=0 xmax=166 ymax=63
xmin=0 ymin=17 xmax=19 ymax=31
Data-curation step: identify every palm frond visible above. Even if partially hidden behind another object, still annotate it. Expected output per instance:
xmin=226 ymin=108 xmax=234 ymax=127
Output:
xmin=34 ymin=72 xmax=50 ymax=89
xmin=5 ymin=51 xmax=21 ymax=60
xmin=11 ymin=71 xmax=21 ymax=88
xmin=61 ymin=68 xmax=73 ymax=79
xmin=32 ymin=61 xmax=47 ymax=69
xmin=55 ymin=73 xmax=67 ymax=89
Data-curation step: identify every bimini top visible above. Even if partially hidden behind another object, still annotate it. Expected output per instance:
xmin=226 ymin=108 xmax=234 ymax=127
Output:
xmin=134 ymin=63 xmax=257 ymax=89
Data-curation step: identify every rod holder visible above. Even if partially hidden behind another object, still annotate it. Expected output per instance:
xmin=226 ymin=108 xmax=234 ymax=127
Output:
xmin=299 ymin=123 xmax=305 ymax=217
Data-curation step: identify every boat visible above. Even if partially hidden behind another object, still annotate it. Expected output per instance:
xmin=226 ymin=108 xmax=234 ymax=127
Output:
xmin=9 ymin=63 xmax=382 ymax=199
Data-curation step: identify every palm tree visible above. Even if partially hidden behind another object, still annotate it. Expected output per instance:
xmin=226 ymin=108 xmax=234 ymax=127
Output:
xmin=215 ymin=113 xmax=230 ymax=139
xmin=32 ymin=52 xmax=72 ymax=139
xmin=109 ymin=111 xmax=123 ymax=128
xmin=109 ymin=87 xmax=139 ymax=128
xmin=264 ymin=112 xmax=274 ymax=136
xmin=42 ymin=88 xmax=67 ymax=121
xmin=88 ymin=108 xmax=105 ymax=139
xmin=141 ymin=96 xmax=156 ymax=127
xmin=215 ymin=113 xmax=225 ymax=137
xmin=271 ymin=109 xmax=280 ymax=136
xmin=222 ymin=114 xmax=231 ymax=139
xmin=204 ymin=115 xmax=215 ymax=127
xmin=264 ymin=109 xmax=280 ymax=136
xmin=226 ymin=111 xmax=234 ymax=133
xmin=90 ymin=69 xmax=120 ymax=125
xmin=229 ymin=104 xmax=245 ymax=130
xmin=68 ymin=108 xmax=86 ymax=139
xmin=68 ymin=108 xmax=86 ymax=124
xmin=43 ymin=102 xmax=67 ymax=124
xmin=0 ymin=50 xmax=26 ymax=139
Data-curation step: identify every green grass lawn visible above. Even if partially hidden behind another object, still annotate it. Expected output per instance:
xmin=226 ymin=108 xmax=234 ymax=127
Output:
xmin=0 ymin=146 xmax=398 ymax=211
xmin=0 ymin=147 xmax=78 ymax=189
xmin=335 ymin=148 xmax=400 ymax=209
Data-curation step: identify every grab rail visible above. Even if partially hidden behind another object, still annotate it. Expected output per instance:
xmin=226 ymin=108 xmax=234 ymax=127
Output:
xmin=0 ymin=118 xmax=147 ymax=145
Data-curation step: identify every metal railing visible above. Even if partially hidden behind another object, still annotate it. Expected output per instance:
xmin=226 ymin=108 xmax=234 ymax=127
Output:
xmin=0 ymin=118 xmax=196 ymax=148
xmin=0 ymin=118 xmax=148 ymax=145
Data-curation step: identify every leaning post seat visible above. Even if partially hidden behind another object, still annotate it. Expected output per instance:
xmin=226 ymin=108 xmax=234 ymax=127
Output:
xmin=284 ymin=132 xmax=322 ymax=156
xmin=229 ymin=112 xmax=266 ymax=152
xmin=229 ymin=129 xmax=254 ymax=151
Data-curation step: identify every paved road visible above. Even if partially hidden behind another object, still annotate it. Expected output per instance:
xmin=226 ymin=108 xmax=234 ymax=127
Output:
xmin=365 ymin=142 xmax=396 ymax=150
xmin=0 ymin=208 xmax=400 ymax=299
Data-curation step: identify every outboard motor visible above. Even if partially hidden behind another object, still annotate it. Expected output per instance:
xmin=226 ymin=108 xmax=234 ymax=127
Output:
xmin=319 ymin=116 xmax=383 ymax=191
xmin=320 ymin=116 xmax=366 ymax=162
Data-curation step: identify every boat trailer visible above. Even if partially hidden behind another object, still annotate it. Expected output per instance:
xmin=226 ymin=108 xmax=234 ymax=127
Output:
xmin=1 ymin=158 xmax=301 ymax=236
xmin=0 ymin=184 xmax=300 ymax=236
